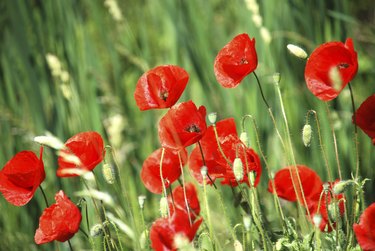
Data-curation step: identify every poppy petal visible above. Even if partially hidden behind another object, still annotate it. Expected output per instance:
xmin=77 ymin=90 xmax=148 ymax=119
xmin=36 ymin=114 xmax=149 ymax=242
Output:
xmin=354 ymin=203 xmax=375 ymax=251
xmin=353 ymin=94 xmax=375 ymax=144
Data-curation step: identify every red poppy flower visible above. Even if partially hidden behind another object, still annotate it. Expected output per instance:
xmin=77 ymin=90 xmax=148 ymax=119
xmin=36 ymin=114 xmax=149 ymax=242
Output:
xmin=134 ymin=65 xmax=189 ymax=111
xmin=57 ymin=131 xmax=105 ymax=177
xmin=158 ymin=101 xmax=207 ymax=150
xmin=268 ymin=165 xmax=323 ymax=203
xmin=305 ymin=38 xmax=358 ymax=101
xmin=0 ymin=147 xmax=45 ymax=206
xmin=353 ymin=94 xmax=375 ymax=145
xmin=189 ymin=118 xmax=262 ymax=187
xmin=140 ymin=148 xmax=187 ymax=194
xmin=354 ymin=203 xmax=375 ymax=251
xmin=150 ymin=210 xmax=202 ymax=251
xmin=214 ymin=33 xmax=258 ymax=88
xmin=168 ymin=183 xmax=200 ymax=220
xmin=35 ymin=190 xmax=82 ymax=244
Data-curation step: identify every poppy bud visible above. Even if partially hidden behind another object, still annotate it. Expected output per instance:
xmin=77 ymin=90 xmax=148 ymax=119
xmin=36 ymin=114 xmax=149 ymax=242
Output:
xmin=287 ymin=44 xmax=308 ymax=59
xmin=102 ymin=163 xmax=115 ymax=184
xmin=332 ymin=180 xmax=353 ymax=195
xmin=90 ymin=224 xmax=104 ymax=237
xmin=240 ymin=132 xmax=250 ymax=147
xmin=138 ymin=195 xmax=146 ymax=210
xmin=234 ymin=239 xmax=244 ymax=251
xmin=208 ymin=112 xmax=217 ymax=124
xmin=302 ymin=124 xmax=312 ymax=147
xmin=313 ymin=214 xmax=322 ymax=228
xmin=173 ymin=233 xmax=190 ymax=249
xmin=200 ymin=166 xmax=208 ymax=177
xmin=243 ymin=215 xmax=251 ymax=231
xmin=328 ymin=202 xmax=340 ymax=222
xmin=159 ymin=197 xmax=169 ymax=218
xmin=233 ymin=158 xmax=244 ymax=181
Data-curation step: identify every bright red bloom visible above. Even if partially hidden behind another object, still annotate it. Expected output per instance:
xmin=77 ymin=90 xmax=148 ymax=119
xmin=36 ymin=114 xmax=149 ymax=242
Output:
xmin=35 ymin=190 xmax=82 ymax=244
xmin=150 ymin=210 xmax=202 ymax=251
xmin=354 ymin=203 xmax=375 ymax=251
xmin=353 ymin=94 xmax=375 ymax=145
xmin=269 ymin=166 xmax=345 ymax=232
xmin=57 ymin=131 xmax=104 ymax=177
xmin=168 ymin=183 xmax=200 ymax=220
xmin=268 ymin=165 xmax=323 ymax=202
xmin=158 ymin=101 xmax=207 ymax=150
xmin=140 ymin=148 xmax=187 ymax=194
xmin=189 ymin=118 xmax=262 ymax=187
xmin=305 ymin=38 xmax=358 ymax=101
xmin=0 ymin=147 xmax=45 ymax=206
xmin=214 ymin=33 xmax=258 ymax=88
xmin=134 ymin=65 xmax=189 ymax=111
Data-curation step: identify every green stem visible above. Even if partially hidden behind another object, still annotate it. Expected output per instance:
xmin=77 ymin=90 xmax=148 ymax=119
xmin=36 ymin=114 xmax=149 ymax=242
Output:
xmin=39 ymin=185 xmax=49 ymax=207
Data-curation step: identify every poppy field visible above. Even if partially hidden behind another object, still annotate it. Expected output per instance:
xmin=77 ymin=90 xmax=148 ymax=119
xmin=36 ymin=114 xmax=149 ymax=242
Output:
xmin=0 ymin=0 xmax=375 ymax=250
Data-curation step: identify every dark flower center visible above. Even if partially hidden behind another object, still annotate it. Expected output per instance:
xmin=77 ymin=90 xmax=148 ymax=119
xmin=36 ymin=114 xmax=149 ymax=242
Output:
xmin=338 ymin=63 xmax=349 ymax=69
xmin=240 ymin=58 xmax=248 ymax=64
xmin=186 ymin=124 xmax=201 ymax=133
xmin=160 ymin=91 xmax=169 ymax=101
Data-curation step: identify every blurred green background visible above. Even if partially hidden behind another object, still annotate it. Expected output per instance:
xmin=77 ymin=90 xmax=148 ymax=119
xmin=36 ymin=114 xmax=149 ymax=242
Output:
xmin=0 ymin=0 xmax=374 ymax=250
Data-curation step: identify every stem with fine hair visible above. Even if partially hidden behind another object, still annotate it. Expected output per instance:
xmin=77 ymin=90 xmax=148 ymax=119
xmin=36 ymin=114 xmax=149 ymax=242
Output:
xmin=177 ymin=151 xmax=193 ymax=226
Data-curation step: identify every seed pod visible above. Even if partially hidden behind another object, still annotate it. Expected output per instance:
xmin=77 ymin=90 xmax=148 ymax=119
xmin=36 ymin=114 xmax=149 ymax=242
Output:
xmin=333 ymin=180 xmax=353 ymax=195
xmin=302 ymin=124 xmax=312 ymax=147
xmin=208 ymin=112 xmax=217 ymax=124
xmin=243 ymin=215 xmax=251 ymax=231
xmin=234 ymin=240 xmax=244 ymax=251
xmin=138 ymin=195 xmax=146 ymax=209
xmin=313 ymin=214 xmax=322 ymax=228
xmin=233 ymin=158 xmax=244 ymax=181
xmin=240 ymin=132 xmax=250 ymax=147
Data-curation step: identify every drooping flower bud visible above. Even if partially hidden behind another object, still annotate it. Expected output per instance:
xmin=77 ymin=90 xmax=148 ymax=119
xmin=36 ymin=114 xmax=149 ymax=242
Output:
xmin=102 ymin=163 xmax=116 ymax=184
xmin=208 ymin=112 xmax=217 ymax=124
xmin=90 ymin=224 xmax=104 ymax=237
xmin=243 ymin=215 xmax=251 ymax=231
xmin=240 ymin=132 xmax=250 ymax=147
xmin=273 ymin=73 xmax=281 ymax=84
xmin=302 ymin=124 xmax=312 ymax=147
xmin=287 ymin=44 xmax=308 ymax=59
xmin=313 ymin=214 xmax=322 ymax=228
xmin=159 ymin=196 xmax=169 ymax=218
xmin=333 ymin=180 xmax=353 ymax=195
xmin=138 ymin=195 xmax=146 ymax=210
xmin=233 ymin=158 xmax=244 ymax=181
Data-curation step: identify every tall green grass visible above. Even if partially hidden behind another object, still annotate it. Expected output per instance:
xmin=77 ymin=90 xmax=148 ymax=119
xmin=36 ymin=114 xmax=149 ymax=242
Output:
xmin=0 ymin=0 xmax=374 ymax=250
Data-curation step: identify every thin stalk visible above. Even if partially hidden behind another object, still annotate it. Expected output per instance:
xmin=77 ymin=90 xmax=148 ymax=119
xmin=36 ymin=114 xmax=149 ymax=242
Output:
xmin=202 ymin=171 xmax=215 ymax=250
xmin=177 ymin=151 xmax=193 ymax=226
xmin=68 ymin=240 xmax=74 ymax=251
xmin=159 ymin=148 xmax=171 ymax=218
xmin=197 ymin=141 xmax=217 ymax=189
xmin=348 ymin=83 xmax=360 ymax=178
xmin=39 ymin=186 xmax=49 ymax=207
xmin=216 ymin=187 xmax=236 ymax=242
xmin=325 ymin=103 xmax=342 ymax=180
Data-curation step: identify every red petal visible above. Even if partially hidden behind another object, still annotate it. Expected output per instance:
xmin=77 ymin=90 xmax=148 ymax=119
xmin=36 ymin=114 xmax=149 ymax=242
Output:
xmin=268 ymin=165 xmax=323 ymax=202
xmin=140 ymin=148 xmax=187 ymax=194
xmin=214 ymin=33 xmax=258 ymax=88
xmin=304 ymin=38 xmax=358 ymax=101
xmin=57 ymin=131 xmax=104 ymax=177
xmin=35 ymin=190 xmax=82 ymax=244
xmin=134 ymin=65 xmax=189 ymax=111
xmin=168 ymin=183 xmax=200 ymax=219
xmin=354 ymin=94 xmax=375 ymax=142
xmin=0 ymin=150 xmax=45 ymax=206
xmin=158 ymin=101 xmax=207 ymax=150
xmin=354 ymin=203 xmax=375 ymax=251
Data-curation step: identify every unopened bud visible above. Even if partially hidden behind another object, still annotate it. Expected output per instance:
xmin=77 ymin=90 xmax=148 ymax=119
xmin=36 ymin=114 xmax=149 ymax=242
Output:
xmin=159 ymin=196 xmax=169 ymax=218
xmin=243 ymin=215 xmax=251 ymax=231
xmin=200 ymin=166 xmax=207 ymax=177
xmin=138 ymin=195 xmax=146 ymax=209
xmin=102 ymin=163 xmax=116 ymax=184
xmin=173 ymin=233 xmax=190 ymax=249
xmin=90 ymin=224 xmax=104 ymax=237
xmin=287 ymin=44 xmax=308 ymax=59
xmin=208 ymin=112 xmax=217 ymax=124
xmin=233 ymin=158 xmax=244 ymax=181
xmin=302 ymin=124 xmax=312 ymax=147
xmin=234 ymin=240 xmax=244 ymax=251
xmin=313 ymin=214 xmax=322 ymax=228
xmin=328 ymin=202 xmax=340 ymax=222
xmin=240 ymin=132 xmax=250 ymax=147
xmin=333 ymin=180 xmax=353 ymax=195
